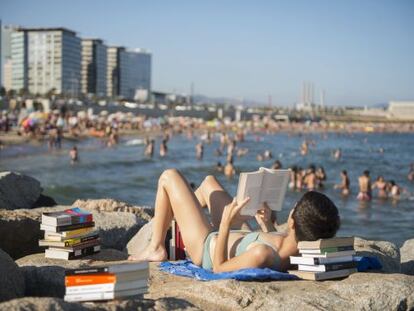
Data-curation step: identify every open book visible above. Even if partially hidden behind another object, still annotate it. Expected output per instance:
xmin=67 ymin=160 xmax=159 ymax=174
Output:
xmin=236 ymin=168 xmax=290 ymax=216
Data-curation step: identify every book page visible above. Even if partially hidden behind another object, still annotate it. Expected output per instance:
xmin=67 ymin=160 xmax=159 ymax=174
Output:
xmin=260 ymin=169 xmax=290 ymax=211
xmin=237 ymin=171 xmax=263 ymax=216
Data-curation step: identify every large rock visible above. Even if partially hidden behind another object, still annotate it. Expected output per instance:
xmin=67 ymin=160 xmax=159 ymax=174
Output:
xmin=354 ymin=237 xmax=401 ymax=273
xmin=73 ymin=199 xmax=153 ymax=221
xmin=0 ymin=249 xmax=25 ymax=302
xmin=0 ymin=297 xmax=198 ymax=311
xmin=16 ymin=249 xmax=128 ymax=298
xmin=0 ymin=171 xmax=42 ymax=210
xmin=148 ymin=263 xmax=414 ymax=310
xmin=0 ymin=297 xmax=89 ymax=311
xmin=401 ymin=238 xmax=414 ymax=275
xmin=0 ymin=201 xmax=151 ymax=259
xmin=126 ymin=220 xmax=153 ymax=257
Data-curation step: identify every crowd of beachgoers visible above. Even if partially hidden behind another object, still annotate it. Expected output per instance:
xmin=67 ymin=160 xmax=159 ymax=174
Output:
xmin=0 ymin=106 xmax=413 ymax=203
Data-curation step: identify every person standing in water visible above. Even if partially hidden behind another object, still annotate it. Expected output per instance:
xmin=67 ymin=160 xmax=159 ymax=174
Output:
xmin=357 ymin=170 xmax=372 ymax=201
xmin=145 ymin=139 xmax=155 ymax=158
xmin=334 ymin=170 xmax=350 ymax=196
xmin=408 ymin=163 xmax=414 ymax=182
xmin=303 ymin=165 xmax=317 ymax=191
xmin=160 ymin=139 xmax=168 ymax=157
xmin=224 ymin=157 xmax=236 ymax=179
xmin=372 ymin=176 xmax=388 ymax=199
xmin=196 ymin=142 xmax=204 ymax=160
xmin=69 ymin=146 xmax=79 ymax=164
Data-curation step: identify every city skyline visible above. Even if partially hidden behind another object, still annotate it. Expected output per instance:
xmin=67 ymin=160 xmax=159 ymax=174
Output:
xmin=1 ymin=0 xmax=414 ymax=106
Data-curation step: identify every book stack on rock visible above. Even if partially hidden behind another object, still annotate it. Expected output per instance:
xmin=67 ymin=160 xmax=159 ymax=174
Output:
xmin=289 ymin=237 xmax=357 ymax=281
xmin=64 ymin=262 xmax=149 ymax=302
xmin=39 ymin=207 xmax=100 ymax=260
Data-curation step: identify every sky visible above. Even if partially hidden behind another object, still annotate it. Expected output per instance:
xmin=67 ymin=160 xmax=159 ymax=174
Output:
xmin=1 ymin=0 xmax=413 ymax=106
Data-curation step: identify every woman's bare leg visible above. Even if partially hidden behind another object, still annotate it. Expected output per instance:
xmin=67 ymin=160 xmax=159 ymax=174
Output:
xmin=194 ymin=175 xmax=252 ymax=230
xmin=131 ymin=169 xmax=212 ymax=265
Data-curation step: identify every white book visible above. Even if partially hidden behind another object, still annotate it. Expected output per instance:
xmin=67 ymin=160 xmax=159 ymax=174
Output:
xmin=301 ymin=250 xmax=356 ymax=258
xmin=290 ymin=255 xmax=354 ymax=265
xmin=65 ymin=279 xmax=147 ymax=294
xmin=64 ymin=288 xmax=147 ymax=302
xmin=298 ymin=261 xmax=357 ymax=272
xmin=236 ymin=168 xmax=290 ymax=216
xmin=45 ymin=245 xmax=100 ymax=260
xmin=288 ymin=268 xmax=357 ymax=281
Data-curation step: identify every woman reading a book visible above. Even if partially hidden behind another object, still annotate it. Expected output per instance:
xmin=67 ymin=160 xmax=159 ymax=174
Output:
xmin=129 ymin=169 xmax=340 ymax=272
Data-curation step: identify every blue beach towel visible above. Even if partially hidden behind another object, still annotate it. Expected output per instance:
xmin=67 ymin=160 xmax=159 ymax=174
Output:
xmin=159 ymin=256 xmax=382 ymax=281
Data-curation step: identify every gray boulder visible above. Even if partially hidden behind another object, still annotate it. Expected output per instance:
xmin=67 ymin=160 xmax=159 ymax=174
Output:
xmin=0 ymin=205 xmax=69 ymax=259
xmin=354 ymin=237 xmax=401 ymax=273
xmin=0 ymin=249 xmax=25 ymax=302
xmin=401 ymin=238 xmax=414 ymax=275
xmin=0 ymin=201 xmax=151 ymax=259
xmin=0 ymin=171 xmax=42 ymax=210
xmin=16 ymin=249 xmax=128 ymax=298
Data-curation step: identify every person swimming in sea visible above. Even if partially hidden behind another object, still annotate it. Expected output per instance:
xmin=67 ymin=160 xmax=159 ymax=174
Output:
xmin=372 ymin=176 xmax=388 ymax=199
xmin=357 ymin=170 xmax=372 ymax=201
xmin=334 ymin=170 xmax=350 ymax=196
xmin=128 ymin=169 xmax=340 ymax=272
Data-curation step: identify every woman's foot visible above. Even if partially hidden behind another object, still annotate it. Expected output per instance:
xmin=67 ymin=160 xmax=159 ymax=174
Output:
xmin=128 ymin=244 xmax=168 ymax=262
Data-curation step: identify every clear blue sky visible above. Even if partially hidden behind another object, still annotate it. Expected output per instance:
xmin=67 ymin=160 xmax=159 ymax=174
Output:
xmin=1 ymin=0 xmax=413 ymax=106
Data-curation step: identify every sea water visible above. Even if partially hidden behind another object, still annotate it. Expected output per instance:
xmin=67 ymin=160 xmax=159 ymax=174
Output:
xmin=1 ymin=132 xmax=413 ymax=246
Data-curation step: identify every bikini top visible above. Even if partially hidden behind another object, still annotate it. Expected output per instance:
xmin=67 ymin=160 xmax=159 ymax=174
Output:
xmin=234 ymin=231 xmax=283 ymax=270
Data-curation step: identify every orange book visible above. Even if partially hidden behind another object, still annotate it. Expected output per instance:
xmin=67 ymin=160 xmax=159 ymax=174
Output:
xmin=65 ymin=273 xmax=116 ymax=287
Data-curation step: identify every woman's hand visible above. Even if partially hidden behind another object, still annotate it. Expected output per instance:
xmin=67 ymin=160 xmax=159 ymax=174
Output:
xmin=255 ymin=202 xmax=276 ymax=232
xmin=220 ymin=197 xmax=250 ymax=228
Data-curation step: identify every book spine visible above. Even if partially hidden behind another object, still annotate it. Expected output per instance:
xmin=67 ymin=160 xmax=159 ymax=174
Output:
xmin=321 ymin=246 xmax=354 ymax=253
xmin=56 ymin=222 xmax=95 ymax=233
xmin=65 ymin=267 xmax=108 ymax=276
xmin=64 ymin=235 xmax=99 ymax=247
xmin=65 ymin=273 xmax=115 ymax=286
xmin=324 ymin=262 xmax=357 ymax=272
xmin=68 ymin=245 xmax=100 ymax=260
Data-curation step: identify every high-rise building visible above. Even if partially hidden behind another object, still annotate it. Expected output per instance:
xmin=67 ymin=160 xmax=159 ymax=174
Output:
xmin=11 ymin=29 xmax=28 ymax=92
xmin=81 ymin=39 xmax=107 ymax=97
xmin=120 ymin=49 xmax=151 ymax=99
xmin=106 ymin=46 xmax=124 ymax=98
xmin=107 ymin=47 xmax=151 ymax=99
xmin=11 ymin=27 xmax=81 ymax=96
xmin=1 ymin=23 xmax=16 ymax=91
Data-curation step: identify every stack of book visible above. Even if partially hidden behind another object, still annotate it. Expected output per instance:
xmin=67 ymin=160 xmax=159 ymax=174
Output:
xmin=289 ymin=237 xmax=357 ymax=281
xmin=39 ymin=207 xmax=100 ymax=260
xmin=64 ymin=262 xmax=149 ymax=302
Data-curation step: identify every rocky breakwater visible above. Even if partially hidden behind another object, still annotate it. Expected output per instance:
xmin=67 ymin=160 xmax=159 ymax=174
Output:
xmin=5 ymin=236 xmax=414 ymax=310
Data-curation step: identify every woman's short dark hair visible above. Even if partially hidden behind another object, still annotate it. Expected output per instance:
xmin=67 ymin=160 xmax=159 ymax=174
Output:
xmin=291 ymin=191 xmax=340 ymax=242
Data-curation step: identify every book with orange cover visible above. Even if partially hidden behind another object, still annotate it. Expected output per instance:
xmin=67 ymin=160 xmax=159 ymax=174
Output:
xmin=65 ymin=273 xmax=116 ymax=287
